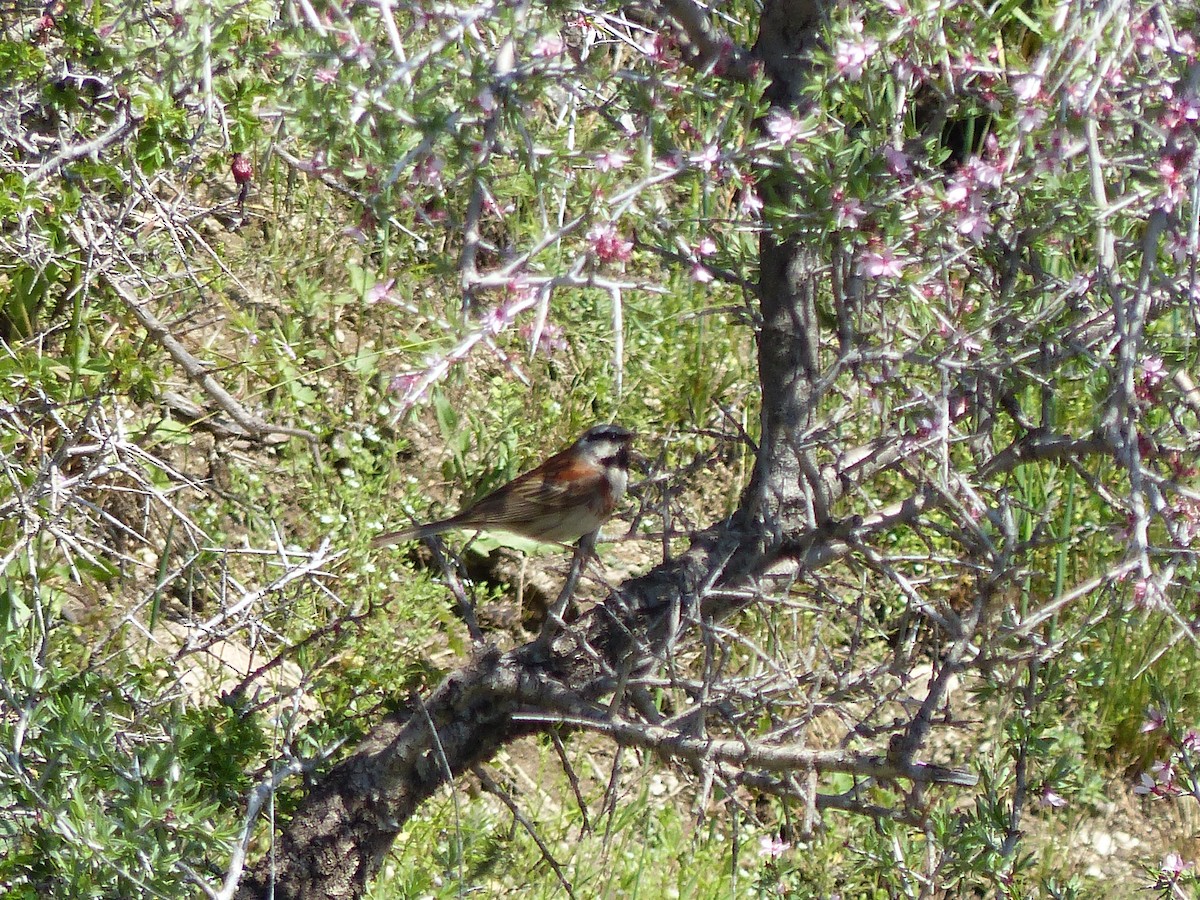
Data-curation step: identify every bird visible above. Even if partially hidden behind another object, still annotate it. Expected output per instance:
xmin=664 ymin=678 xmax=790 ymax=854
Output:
xmin=371 ymin=424 xmax=634 ymax=549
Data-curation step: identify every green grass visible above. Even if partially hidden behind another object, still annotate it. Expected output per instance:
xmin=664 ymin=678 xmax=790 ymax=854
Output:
xmin=4 ymin=0 xmax=1200 ymax=897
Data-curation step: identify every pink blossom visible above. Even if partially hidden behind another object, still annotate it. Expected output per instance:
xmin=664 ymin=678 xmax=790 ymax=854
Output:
xmin=1162 ymin=98 xmax=1196 ymax=133
xmin=519 ymin=320 xmax=568 ymax=356
xmin=835 ymin=196 xmax=866 ymax=229
xmin=965 ymin=158 xmax=1003 ymax=188
xmin=694 ymin=143 xmax=721 ymax=173
xmin=1132 ymin=578 xmax=1164 ymax=608
xmin=956 ymin=208 xmax=992 ymax=242
xmin=1142 ymin=706 xmax=1166 ymax=733
xmin=1017 ymin=106 xmax=1047 ymax=132
xmin=1162 ymin=852 xmax=1193 ymax=877
xmin=1011 ymin=74 xmax=1042 ymax=101
xmin=412 ymin=156 xmax=444 ymax=188
xmin=739 ymin=188 xmax=763 ymax=216
xmin=764 ymin=108 xmax=807 ymax=145
xmin=1134 ymin=19 xmax=1170 ymax=56
xmin=314 ymin=66 xmax=340 ymax=84
xmin=1158 ymin=159 xmax=1187 ymax=210
xmin=860 ymin=248 xmax=905 ymax=278
xmin=641 ymin=33 xmax=679 ymax=70
xmin=588 ymin=224 xmax=633 ymax=263
xmin=503 ymin=278 xmax=538 ymax=303
xmin=759 ymin=835 xmax=790 ymax=859
xmin=482 ymin=303 xmax=517 ymax=334
xmin=834 ymin=22 xmax=880 ymax=81
xmin=1037 ymin=786 xmax=1068 ymax=809
xmin=690 ymin=263 xmax=714 ymax=283
xmin=884 ymin=146 xmax=911 ymax=178
xmin=1170 ymin=498 xmax=1200 ymax=545
xmin=532 ymin=34 xmax=565 ymax=58
xmin=1065 ymin=80 xmax=1090 ymax=112
xmin=695 ymin=237 xmax=718 ymax=256
xmin=1176 ymin=94 xmax=1200 ymax=123
xmin=349 ymin=40 xmax=375 ymax=67
xmin=1137 ymin=356 xmax=1167 ymax=402
xmin=365 ymin=279 xmax=396 ymax=304
xmin=835 ymin=39 xmax=879 ymax=80
xmin=1142 ymin=356 xmax=1167 ymax=388
xmin=387 ymin=372 xmax=421 ymax=396
xmin=943 ymin=160 xmax=998 ymax=242
xmin=1167 ymin=232 xmax=1197 ymax=262
xmin=1134 ymin=760 xmax=1181 ymax=797
xmin=945 ymin=182 xmax=969 ymax=206
xmin=593 ymin=150 xmax=630 ymax=172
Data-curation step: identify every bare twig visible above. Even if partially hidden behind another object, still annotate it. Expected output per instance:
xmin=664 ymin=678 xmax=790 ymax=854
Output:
xmin=473 ymin=765 xmax=576 ymax=899
xmin=510 ymin=710 xmax=978 ymax=787
xmin=69 ymin=220 xmax=316 ymax=443
xmin=26 ymin=99 xmax=135 ymax=184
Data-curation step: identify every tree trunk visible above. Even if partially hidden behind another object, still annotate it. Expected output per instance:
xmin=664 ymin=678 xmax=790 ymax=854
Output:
xmin=236 ymin=3 xmax=833 ymax=897
xmin=745 ymin=0 xmax=833 ymax=537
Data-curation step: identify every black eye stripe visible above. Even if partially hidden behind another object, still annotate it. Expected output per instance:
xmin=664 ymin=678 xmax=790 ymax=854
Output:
xmin=585 ymin=425 xmax=633 ymax=444
xmin=600 ymin=445 xmax=631 ymax=467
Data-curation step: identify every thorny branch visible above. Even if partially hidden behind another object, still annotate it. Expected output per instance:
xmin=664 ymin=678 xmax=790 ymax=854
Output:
xmin=69 ymin=219 xmax=317 ymax=444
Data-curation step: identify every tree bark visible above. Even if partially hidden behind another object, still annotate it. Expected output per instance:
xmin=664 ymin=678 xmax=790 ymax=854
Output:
xmin=235 ymin=525 xmax=762 ymax=898
xmin=744 ymin=0 xmax=833 ymax=535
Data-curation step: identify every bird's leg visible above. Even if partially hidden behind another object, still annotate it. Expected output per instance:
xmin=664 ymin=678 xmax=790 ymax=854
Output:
xmin=424 ymin=535 xmax=484 ymax=642
xmin=535 ymin=530 xmax=596 ymax=648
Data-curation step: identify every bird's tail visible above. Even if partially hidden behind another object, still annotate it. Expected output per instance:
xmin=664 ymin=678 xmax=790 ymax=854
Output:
xmin=370 ymin=520 xmax=452 ymax=549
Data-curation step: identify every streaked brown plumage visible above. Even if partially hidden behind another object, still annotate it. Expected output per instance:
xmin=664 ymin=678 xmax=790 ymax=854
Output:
xmin=372 ymin=424 xmax=633 ymax=548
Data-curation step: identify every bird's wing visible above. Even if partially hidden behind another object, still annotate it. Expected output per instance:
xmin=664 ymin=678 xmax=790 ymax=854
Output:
xmin=456 ymin=450 xmax=609 ymax=527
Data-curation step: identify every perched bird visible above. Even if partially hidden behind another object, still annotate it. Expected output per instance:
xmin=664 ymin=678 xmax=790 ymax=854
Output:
xmin=372 ymin=424 xmax=634 ymax=549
